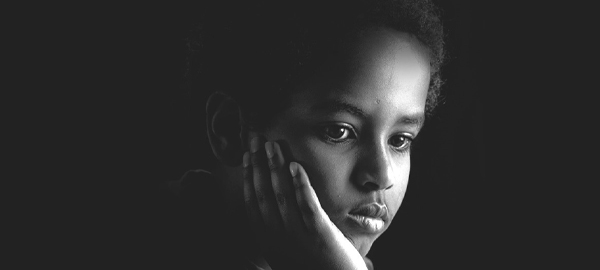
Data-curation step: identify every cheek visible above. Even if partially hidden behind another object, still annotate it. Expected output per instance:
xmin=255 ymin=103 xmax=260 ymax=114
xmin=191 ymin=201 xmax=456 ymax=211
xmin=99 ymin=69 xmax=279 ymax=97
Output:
xmin=264 ymin=121 xmax=352 ymax=208
xmin=386 ymin=159 xmax=411 ymax=216
xmin=288 ymin=138 xmax=355 ymax=213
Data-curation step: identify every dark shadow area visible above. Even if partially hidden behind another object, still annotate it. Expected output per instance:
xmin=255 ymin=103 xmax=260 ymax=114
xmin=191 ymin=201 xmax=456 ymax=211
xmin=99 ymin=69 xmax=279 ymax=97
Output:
xmin=84 ymin=1 xmax=489 ymax=268
xmin=62 ymin=1 xmax=587 ymax=268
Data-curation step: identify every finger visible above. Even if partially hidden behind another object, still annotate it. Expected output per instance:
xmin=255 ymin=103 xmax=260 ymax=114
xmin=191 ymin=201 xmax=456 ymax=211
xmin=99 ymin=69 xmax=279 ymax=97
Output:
xmin=250 ymin=136 xmax=283 ymax=230
xmin=267 ymin=141 xmax=303 ymax=233
xmin=243 ymin=151 xmax=263 ymax=237
xmin=290 ymin=161 xmax=327 ymax=233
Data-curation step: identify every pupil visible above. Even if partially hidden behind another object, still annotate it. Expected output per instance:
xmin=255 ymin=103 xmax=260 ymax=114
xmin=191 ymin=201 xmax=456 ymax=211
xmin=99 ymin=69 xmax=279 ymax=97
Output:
xmin=328 ymin=127 xmax=345 ymax=139
xmin=391 ymin=136 xmax=405 ymax=147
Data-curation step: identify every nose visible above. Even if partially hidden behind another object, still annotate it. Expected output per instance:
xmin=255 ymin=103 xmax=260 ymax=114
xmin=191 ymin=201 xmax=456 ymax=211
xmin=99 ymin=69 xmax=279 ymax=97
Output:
xmin=352 ymin=142 xmax=397 ymax=192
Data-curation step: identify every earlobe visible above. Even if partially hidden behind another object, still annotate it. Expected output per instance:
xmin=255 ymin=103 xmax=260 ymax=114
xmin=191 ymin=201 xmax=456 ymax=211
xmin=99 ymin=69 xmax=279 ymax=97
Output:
xmin=206 ymin=92 xmax=245 ymax=167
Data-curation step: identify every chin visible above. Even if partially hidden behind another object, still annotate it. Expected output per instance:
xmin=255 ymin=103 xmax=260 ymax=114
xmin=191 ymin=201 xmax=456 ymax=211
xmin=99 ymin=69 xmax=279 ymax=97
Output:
xmin=348 ymin=233 xmax=381 ymax=256
xmin=336 ymin=216 xmax=388 ymax=256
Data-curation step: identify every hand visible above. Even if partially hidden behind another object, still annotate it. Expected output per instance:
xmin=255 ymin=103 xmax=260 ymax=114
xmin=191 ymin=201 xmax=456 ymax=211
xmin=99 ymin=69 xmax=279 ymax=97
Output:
xmin=243 ymin=136 xmax=368 ymax=270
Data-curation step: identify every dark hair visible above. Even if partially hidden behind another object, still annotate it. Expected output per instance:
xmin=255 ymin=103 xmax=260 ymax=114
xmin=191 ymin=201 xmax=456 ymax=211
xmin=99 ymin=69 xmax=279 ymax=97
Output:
xmin=185 ymin=0 xmax=444 ymax=129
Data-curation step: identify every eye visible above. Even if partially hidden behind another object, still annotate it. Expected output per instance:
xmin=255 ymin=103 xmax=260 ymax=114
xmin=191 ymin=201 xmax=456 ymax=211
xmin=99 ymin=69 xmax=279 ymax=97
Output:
xmin=321 ymin=124 xmax=356 ymax=143
xmin=389 ymin=134 xmax=413 ymax=152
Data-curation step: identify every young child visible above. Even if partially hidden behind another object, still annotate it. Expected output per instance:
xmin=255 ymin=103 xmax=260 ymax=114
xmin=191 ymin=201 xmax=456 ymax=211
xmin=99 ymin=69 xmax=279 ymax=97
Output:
xmin=165 ymin=0 xmax=444 ymax=269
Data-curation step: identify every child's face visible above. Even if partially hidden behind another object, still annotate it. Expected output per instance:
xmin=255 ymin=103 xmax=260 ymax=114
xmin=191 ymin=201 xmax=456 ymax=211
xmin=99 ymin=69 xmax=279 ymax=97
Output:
xmin=259 ymin=27 xmax=430 ymax=255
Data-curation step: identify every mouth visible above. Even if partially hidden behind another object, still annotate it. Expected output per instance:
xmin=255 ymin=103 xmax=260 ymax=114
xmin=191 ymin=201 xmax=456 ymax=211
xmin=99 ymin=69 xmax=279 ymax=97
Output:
xmin=347 ymin=203 xmax=388 ymax=234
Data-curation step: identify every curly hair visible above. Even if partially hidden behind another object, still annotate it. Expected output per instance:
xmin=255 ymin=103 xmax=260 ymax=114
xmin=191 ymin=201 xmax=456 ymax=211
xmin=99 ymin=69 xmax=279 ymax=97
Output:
xmin=185 ymin=0 xmax=444 ymax=128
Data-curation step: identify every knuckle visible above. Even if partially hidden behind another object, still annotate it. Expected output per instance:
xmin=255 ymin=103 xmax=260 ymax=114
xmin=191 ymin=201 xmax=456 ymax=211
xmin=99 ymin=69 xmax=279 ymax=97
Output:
xmin=293 ymin=179 xmax=309 ymax=190
xmin=267 ymin=159 xmax=279 ymax=171
xmin=242 ymin=167 xmax=250 ymax=179
xmin=275 ymin=192 xmax=286 ymax=206
xmin=299 ymin=200 xmax=317 ymax=218
xmin=244 ymin=199 xmax=256 ymax=215
xmin=293 ymin=181 xmax=303 ymax=189
xmin=255 ymin=191 xmax=267 ymax=204
xmin=250 ymin=154 xmax=262 ymax=167
xmin=244 ymin=200 xmax=253 ymax=212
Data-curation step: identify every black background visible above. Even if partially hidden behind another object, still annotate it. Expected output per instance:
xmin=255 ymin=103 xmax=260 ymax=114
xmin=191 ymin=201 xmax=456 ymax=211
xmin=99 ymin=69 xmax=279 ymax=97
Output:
xmin=21 ymin=1 xmax=592 ymax=268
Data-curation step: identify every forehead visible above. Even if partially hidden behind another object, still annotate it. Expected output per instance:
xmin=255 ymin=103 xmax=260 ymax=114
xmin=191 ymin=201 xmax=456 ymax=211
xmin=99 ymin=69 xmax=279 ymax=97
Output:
xmin=343 ymin=27 xmax=431 ymax=87
xmin=291 ymin=27 xmax=431 ymax=118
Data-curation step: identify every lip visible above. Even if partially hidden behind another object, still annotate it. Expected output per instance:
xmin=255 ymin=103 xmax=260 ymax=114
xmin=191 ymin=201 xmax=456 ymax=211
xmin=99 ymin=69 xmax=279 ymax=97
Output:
xmin=347 ymin=203 xmax=388 ymax=233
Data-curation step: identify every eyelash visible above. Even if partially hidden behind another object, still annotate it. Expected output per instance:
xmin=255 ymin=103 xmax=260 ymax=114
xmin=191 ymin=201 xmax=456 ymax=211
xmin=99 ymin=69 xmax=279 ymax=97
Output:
xmin=320 ymin=123 xmax=357 ymax=144
xmin=388 ymin=134 xmax=413 ymax=154
xmin=319 ymin=123 xmax=414 ymax=153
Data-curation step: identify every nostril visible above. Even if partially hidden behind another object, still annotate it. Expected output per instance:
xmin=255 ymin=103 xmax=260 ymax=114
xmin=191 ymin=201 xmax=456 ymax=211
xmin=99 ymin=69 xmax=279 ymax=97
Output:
xmin=363 ymin=182 xmax=380 ymax=191
xmin=363 ymin=181 xmax=394 ymax=191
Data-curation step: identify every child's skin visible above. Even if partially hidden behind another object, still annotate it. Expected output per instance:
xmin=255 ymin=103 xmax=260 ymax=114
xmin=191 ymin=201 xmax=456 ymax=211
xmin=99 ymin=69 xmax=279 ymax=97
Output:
xmin=208 ymin=26 xmax=430 ymax=269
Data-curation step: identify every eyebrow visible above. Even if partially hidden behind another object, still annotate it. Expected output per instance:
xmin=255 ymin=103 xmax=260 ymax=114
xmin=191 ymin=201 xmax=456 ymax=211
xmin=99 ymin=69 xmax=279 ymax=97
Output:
xmin=311 ymin=99 xmax=425 ymax=129
xmin=399 ymin=114 xmax=425 ymax=130
xmin=311 ymin=100 xmax=367 ymax=118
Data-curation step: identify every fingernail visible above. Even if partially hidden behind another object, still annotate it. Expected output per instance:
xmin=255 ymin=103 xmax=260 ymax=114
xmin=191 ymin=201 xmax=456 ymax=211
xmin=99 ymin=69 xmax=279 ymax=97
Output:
xmin=265 ymin=142 xmax=274 ymax=158
xmin=242 ymin=152 xmax=250 ymax=168
xmin=289 ymin=162 xmax=297 ymax=177
xmin=250 ymin=137 xmax=259 ymax=153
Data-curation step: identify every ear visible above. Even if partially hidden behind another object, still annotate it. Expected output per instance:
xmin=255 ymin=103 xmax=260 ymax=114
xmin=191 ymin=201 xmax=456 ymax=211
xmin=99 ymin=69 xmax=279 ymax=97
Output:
xmin=206 ymin=92 xmax=246 ymax=167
